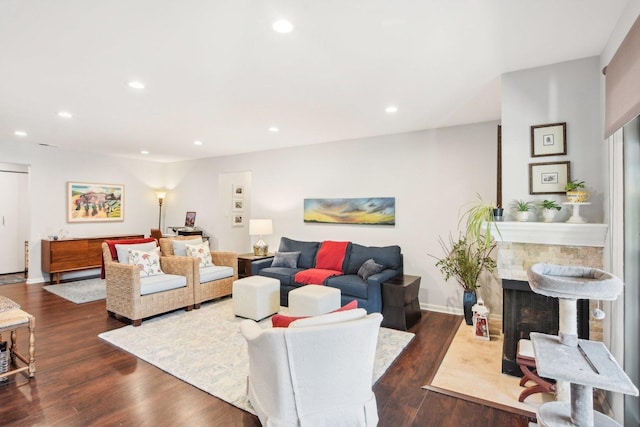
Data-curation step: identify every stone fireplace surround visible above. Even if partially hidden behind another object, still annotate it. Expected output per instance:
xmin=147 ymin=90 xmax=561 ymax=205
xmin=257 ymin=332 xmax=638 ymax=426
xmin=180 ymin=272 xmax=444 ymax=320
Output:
xmin=490 ymin=221 xmax=608 ymax=342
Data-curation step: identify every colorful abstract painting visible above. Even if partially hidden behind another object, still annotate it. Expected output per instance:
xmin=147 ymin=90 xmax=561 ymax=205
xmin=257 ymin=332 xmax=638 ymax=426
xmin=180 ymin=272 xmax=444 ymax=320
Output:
xmin=303 ymin=198 xmax=395 ymax=225
xmin=67 ymin=182 xmax=124 ymax=222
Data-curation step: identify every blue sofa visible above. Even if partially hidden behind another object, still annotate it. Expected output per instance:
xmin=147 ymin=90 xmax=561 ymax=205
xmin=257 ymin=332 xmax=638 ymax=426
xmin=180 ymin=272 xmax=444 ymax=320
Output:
xmin=252 ymin=237 xmax=403 ymax=313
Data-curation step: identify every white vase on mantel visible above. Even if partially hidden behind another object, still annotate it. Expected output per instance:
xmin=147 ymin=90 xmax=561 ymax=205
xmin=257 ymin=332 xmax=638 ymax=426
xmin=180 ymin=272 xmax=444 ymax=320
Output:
xmin=514 ymin=211 xmax=529 ymax=222
xmin=542 ymin=209 xmax=557 ymax=223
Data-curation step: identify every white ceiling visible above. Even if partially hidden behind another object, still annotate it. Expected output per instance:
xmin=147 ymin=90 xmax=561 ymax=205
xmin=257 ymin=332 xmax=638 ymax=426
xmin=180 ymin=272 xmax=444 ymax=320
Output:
xmin=0 ymin=0 xmax=629 ymax=162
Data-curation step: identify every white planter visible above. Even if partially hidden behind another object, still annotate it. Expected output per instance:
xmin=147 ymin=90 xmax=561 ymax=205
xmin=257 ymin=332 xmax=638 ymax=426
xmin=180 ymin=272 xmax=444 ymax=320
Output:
xmin=514 ymin=211 xmax=529 ymax=222
xmin=542 ymin=209 xmax=557 ymax=223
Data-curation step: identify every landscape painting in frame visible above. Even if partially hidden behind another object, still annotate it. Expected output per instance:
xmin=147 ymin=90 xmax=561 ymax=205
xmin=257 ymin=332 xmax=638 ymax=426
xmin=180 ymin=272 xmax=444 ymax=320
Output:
xmin=67 ymin=182 xmax=124 ymax=222
xmin=304 ymin=198 xmax=395 ymax=225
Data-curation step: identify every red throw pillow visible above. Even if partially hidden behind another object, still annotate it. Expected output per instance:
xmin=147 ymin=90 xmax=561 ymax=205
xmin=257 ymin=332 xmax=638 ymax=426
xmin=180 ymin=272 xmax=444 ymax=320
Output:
xmin=271 ymin=300 xmax=358 ymax=328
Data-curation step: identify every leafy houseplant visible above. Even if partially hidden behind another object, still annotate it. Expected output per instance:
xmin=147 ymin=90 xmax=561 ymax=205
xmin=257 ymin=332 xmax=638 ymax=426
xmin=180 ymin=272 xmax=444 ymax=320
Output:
xmin=433 ymin=235 xmax=497 ymax=291
xmin=564 ymin=180 xmax=585 ymax=191
xmin=539 ymin=199 xmax=561 ymax=222
xmin=432 ymin=234 xmax=497 ymax=324
xmin=540 ymin=199 xmax=561 ymax=211
xmin=459 ymin=193 xmax=501 ymax=252
xmin=565 ymin=180 xmax=590 ymax=203
xmin=511 ymin=199 xmax=535 ymax=222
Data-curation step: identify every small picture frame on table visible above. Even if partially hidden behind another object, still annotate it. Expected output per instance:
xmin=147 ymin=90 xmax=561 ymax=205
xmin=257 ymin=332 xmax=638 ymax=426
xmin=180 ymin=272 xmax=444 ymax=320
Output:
xmin=531 ymin=122 xmax=567 ymax=157
xmin=529 ymin=161 xmax=570 ymax=195
xmin=185 ymin=211 xmax=196 ymax=228
xmin=473 ymin=314 xmax=490 ymax=341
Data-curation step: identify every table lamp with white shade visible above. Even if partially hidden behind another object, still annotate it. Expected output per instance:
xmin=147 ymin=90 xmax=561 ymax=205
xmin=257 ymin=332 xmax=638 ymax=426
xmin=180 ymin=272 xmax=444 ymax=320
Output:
xmin=249 ymin=219 xmax=273 ymax=256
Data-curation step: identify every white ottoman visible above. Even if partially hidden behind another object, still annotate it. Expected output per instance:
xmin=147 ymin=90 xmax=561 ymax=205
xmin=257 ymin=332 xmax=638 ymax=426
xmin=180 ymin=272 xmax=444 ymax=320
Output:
xmin=288 ymin=285 xmax=341 ymax=317
xmin=233 ymin=276 xmax=280 ymax=321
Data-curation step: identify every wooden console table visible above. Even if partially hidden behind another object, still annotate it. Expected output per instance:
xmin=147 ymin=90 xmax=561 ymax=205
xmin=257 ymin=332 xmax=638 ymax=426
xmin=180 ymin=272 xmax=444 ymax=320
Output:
xmin=41 ymin=234 xmax=144 ymax=284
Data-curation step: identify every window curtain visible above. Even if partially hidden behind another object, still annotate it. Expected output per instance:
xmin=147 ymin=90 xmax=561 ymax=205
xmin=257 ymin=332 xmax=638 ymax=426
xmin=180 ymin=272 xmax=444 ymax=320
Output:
xmin=605 ymin=14 xmax=640 ymax=138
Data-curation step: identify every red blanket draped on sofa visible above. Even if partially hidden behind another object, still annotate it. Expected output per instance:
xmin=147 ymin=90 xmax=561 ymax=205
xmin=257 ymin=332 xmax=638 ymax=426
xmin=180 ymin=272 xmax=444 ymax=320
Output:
xmin=294 ymin=240 xmax=349 ymax=285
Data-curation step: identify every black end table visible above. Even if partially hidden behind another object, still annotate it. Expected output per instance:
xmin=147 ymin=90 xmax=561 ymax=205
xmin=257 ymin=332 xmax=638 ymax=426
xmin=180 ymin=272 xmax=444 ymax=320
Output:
xmin=381 ymin=275 xmax=421 ymax=330
xmin=237 ymin=253 xmax=274 ymax=279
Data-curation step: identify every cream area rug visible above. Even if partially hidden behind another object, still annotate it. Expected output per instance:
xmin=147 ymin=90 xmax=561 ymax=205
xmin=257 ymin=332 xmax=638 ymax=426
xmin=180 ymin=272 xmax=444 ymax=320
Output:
xmin=424 ymin=322 xmax=554 ymax=417
xmin=99 ymin=298 xmax=414 ymax=415
xmin=44 ymin=278 xmax=106 ymax=304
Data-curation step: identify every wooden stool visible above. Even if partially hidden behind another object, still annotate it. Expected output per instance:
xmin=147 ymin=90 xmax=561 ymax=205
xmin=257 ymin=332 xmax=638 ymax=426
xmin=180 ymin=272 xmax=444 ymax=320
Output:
xmin=0 ymin=308 xmax=36 ymax=380
xmin=516 ymin=339 xmax=554 ymax=402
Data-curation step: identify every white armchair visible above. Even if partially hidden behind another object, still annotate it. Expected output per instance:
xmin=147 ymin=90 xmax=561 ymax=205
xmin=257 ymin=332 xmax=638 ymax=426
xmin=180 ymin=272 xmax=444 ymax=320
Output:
xmin=240 ymin=309 xmax=382 ymax=427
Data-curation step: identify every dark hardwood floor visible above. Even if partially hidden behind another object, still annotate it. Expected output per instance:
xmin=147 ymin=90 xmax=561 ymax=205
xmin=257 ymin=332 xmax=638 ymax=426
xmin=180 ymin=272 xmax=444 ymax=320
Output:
xmin=0 ymin=281 xmax=533 ymax=426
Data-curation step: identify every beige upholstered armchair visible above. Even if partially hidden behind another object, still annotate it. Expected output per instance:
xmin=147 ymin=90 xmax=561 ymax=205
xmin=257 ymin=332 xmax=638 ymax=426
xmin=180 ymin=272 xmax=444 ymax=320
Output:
xmin=159 ymin=236 xmax=238 ymax=308
xmin=101 ymin=241 xmax=194 ymax=326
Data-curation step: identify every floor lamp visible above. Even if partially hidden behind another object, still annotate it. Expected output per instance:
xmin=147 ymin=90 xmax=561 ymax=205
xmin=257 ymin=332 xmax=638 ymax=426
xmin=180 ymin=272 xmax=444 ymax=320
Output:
xmin=155 ymin=190 xmax=167 ymax=230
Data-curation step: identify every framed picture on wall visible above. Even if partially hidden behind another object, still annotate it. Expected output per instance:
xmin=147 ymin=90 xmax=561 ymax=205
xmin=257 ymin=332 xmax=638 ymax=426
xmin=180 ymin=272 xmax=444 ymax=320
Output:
xmin=233 ymin=199 xmax=243 ymax=211
xmin=67 ymin=182 xmax=124 ymax=222
xmin=232 ymin=214 xmax=244 ymax=227
xmin=531 ymin=122 xmax=567 ymax=157
xmin=232 ymin=184 xmax=244 ymax=198
xmin=529 ymin=161 xmax=570 ymax=194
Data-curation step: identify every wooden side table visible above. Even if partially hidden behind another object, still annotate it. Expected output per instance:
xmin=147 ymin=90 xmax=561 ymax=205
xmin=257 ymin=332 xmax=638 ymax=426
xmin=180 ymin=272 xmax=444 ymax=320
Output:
xmin=237 ymin=253 xmax=274 ymax=279
xmin=381 ymin=275 xmax=421 ymax=331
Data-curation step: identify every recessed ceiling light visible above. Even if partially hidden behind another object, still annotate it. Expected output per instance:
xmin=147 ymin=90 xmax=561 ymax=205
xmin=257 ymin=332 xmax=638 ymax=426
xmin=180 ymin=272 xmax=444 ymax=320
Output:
xmin=14 ymin=130 xmax=27 ymax=137
xmin=385 ymin=105 xmax=398 ymax=113
xmin=58 ymin=111 xmax=73 ymax=118
xmin=272 ymin=20 xmax=294 ymax=34
xmin=140 ymin=150 xmax=149 ymax=155
xmin=193 ymin=140 xmax=203 ymax=146
xmin=268 ymin=126 xmax=279 ymax=132
xmin=128 ymin=81 xmax=145 ymax=90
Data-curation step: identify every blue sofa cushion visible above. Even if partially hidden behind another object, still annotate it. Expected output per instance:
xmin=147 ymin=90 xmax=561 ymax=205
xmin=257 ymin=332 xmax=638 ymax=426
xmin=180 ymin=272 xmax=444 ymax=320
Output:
xmin=279 ymin=237 xmax=320 ymax=269
xmin=346 ymin=244 xmax=402 ymax=274
xmin=326 ymin=275 xmax=368 ymax=299
xmin=259 ymin=267 xmax=304 ymax=286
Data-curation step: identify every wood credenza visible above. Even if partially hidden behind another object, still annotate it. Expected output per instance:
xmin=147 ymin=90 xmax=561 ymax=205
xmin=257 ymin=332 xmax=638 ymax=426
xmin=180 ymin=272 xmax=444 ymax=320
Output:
xmin=41 ymin=234 xmax=144 ymax=284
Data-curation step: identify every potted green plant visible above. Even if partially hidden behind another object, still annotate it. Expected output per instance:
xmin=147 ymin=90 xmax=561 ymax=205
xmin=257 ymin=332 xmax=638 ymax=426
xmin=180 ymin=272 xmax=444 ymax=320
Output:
xmin=539 ymin=199 xmax=562 ymax=222
xmin=431 ymin=234 xmax=497 ymax=325
xmin=459 ymin=193 xmax=501 ymax=252
xmin=565 ymin=180 xmax=590 ymax=203
xmin=511 ymin=199 xmax=535 ymax=222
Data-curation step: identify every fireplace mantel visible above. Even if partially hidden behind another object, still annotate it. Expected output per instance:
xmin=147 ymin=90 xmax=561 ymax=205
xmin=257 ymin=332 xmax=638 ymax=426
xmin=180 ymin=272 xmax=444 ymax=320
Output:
xmin=484 ymin=221 xmax=608 ymax=247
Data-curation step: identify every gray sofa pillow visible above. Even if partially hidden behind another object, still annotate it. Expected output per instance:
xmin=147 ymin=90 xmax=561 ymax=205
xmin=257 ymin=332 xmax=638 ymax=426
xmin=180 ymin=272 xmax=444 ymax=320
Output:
xmin=278 ymin=237 xmax=320 ymax=269
xmin=346 ymin=243 xmax=401 ymax=274
xmin=357 ymin=258 xmax=384 ymax=281
xmin=271 ymin=251 xmax=301 ymax=269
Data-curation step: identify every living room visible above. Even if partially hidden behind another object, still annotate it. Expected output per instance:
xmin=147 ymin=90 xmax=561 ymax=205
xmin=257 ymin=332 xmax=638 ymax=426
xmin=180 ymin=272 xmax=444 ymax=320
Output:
xmin=1 ymin=1 xmax=640 ymax=425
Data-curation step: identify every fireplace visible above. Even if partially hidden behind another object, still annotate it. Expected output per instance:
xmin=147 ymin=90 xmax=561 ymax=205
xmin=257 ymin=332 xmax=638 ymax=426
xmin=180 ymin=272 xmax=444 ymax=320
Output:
xmin=501 ymin=279 xmax=589 ymax=376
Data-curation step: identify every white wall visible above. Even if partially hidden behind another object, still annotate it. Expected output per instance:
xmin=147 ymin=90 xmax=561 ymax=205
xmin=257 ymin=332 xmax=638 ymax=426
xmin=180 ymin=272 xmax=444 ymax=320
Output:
xmin=1 ymin=121 xmax=499 ymax=314
xmin=0 ymin=140 xmax=166 ymax=283
xmin=502 ymin=56 xmax=604 ymax=222
xmin=165 ymin=122 xmax=499 ymax=315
